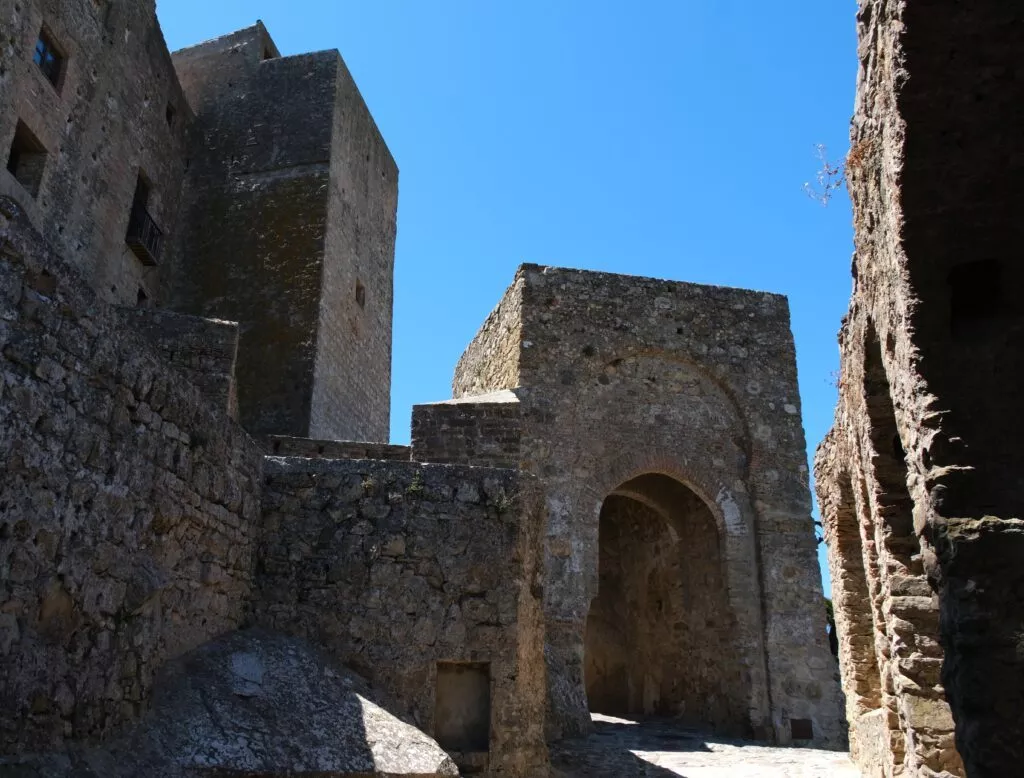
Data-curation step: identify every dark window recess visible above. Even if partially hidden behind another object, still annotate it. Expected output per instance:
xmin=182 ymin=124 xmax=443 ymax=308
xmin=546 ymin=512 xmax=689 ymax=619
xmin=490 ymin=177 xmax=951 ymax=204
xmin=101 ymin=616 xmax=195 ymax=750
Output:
xmin=791 ymin=719 xmax=814 ymax=740
xmin=6 ymin=120 xmax=48 ymax=197
xmin=125 ymin=173 xmax=163 ymax=266
xmin=435 ymin=662 xmax=490 ymax=753
xmin=136 ymin=288 xmax=149 ymax=307
xmin=33 ymin=28 xmax=65 ymax=89
xmin=165 ymin=103 xmax=176 ymax=128
xmin=355 ymin=280 xmax=366 ymax=309
xmin=949 ymin=259 xmax=1002 ymax=337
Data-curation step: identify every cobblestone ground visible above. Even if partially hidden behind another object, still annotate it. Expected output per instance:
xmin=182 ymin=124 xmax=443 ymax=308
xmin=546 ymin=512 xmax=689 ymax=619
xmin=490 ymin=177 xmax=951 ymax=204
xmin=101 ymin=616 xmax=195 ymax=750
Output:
xmin=551 ymin=715 xmax=860 ymax=777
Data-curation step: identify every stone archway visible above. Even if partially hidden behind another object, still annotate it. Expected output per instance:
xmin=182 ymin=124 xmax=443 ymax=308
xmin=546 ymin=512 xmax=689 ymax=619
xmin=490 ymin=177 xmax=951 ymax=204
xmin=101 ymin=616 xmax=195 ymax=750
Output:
xmin=583 ymin=473 xmax=748 ymax=735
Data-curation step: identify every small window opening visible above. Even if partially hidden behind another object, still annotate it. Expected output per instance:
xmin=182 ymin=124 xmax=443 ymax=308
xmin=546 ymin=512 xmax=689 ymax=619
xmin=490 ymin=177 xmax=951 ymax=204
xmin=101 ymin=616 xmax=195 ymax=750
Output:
xmin=136 ymin=288 xmax=149 ymax=308
xmin=33 ymin=28 xmax=65 ymax=90
xmin=791 ymin=718 xmax=814 ymax=740
xmin=435 ymin=662 xmax=490 ymax=753
xmin=355 ymin=280 xmax=366 ymax=309
xmin=165 ymin=103 xmax=176 ymax=128
xmin=949 ymin=259 xmax=1002 ymax=337
xmin=6 ymin=121 xmax=48 ymax=198
xmin=262 ymin=46 xmax=277 ymax=61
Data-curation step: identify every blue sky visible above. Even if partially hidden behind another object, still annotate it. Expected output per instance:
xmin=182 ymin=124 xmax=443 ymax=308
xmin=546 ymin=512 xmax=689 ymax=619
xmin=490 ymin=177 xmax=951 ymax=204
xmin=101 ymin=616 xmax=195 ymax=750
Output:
xmin=158 ymin=1 xmax=858 ymax=592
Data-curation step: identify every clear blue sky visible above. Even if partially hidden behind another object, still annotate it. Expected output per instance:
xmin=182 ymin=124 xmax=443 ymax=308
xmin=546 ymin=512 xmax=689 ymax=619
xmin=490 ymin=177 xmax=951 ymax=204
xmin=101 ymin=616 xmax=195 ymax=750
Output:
xmin=158 ymin=1 xmax=858 ymax=592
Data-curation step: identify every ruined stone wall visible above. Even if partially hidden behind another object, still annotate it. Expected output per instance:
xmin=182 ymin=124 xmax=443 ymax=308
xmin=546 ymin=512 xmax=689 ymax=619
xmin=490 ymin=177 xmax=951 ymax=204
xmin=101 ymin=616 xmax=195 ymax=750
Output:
xmin=167 ymin=32 xmax=334 ymax=438
xmin=257 ymin=457 xmax=548 ymax=776
xmin=816 ymin=3 xmax=1024 ymax=777
xmin=0 ymin=0 xmax=190 ymax=306
xmin=0 ymin=198 xmax=262 ymax=753
xmin=411 ymin=391 xmax=521 ymax=468
xmin=311 ymin=55 xmax=398 ymax=442
xmin=452 ymin=264 xmax=844 ymax=748
xmin=117 ymin=308 xmax=239 ymax=419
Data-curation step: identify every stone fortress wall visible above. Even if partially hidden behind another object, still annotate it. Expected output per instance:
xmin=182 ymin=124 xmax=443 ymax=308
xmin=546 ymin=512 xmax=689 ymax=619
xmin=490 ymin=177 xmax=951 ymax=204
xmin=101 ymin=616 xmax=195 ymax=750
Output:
xmin=816 ymin=1 xmax=1024 ymax=777
xmin=0 ymin=198 xmax=263 ymax=753
xmin=0 ymin=1 xmax=901 ymax=776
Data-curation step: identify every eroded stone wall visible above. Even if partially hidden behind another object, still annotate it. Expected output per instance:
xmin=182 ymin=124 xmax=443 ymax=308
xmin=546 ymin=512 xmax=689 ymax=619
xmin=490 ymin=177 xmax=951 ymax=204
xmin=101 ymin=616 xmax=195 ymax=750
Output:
xmin=256 ymin=457 xmax=548 ymax=776
xmin=816 ymin=2 xmax=1024 ymax=777
xmin=0 ymin=198 xmax=262 ymax=753
xmin=311 ymin=54 xmax=398 ymax=443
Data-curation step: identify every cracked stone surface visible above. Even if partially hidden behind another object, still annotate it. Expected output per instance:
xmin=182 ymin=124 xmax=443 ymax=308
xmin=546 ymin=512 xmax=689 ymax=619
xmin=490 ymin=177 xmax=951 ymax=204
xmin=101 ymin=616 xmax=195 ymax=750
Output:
xmin=550 ymin=715 xmax=860 ymax=777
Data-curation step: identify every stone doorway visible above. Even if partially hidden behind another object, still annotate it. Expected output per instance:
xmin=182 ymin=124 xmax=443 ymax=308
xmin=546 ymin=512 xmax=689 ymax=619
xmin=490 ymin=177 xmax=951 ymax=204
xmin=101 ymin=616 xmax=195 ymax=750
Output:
xmin=583 ymin=474 xmax=747 ymax=735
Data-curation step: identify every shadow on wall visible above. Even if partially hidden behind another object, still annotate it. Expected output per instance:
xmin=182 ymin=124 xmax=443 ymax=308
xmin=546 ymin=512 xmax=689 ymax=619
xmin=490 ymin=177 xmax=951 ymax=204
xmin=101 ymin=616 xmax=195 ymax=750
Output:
xmin=550 ymin=716 xmax=711 ymax=778
xmin=0 ymin=630 xmax=459 ymax=777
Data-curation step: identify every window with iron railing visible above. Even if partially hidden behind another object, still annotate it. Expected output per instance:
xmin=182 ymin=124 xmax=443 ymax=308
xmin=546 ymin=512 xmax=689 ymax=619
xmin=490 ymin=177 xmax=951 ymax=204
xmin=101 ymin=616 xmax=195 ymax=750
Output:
xmin=125 ymin=174 xmax=163 ymax=266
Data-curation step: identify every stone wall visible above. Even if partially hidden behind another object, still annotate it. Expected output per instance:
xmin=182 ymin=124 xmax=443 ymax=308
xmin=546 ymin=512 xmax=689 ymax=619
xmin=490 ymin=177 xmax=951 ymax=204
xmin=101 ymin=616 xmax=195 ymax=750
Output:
xmin=411 ymin=390 xmax=521 ymax=468
xmin=117 ymin=307 xmax=239 ymax=419
xmin=453 ymin=275 xmax=523 ymax=398
xmin=0 ymin=0 xmax=191 ymax=306
xmin=452 ymin=264 xmax=844 ymax=748
xmin=257 ymin=457 xmax=548 ymax=776
xmin=816 ymin=2 xmax=1024 ymax=776
xmin=262 ymin=436 xmax=411 ymax=462
xmin=0 ymin=197 xmax=263 ymax=753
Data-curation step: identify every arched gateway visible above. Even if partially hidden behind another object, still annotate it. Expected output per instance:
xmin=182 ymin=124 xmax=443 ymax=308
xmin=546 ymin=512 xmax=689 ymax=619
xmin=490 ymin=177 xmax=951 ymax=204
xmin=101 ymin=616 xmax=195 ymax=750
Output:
xmin=586 ymin=473 xmax=748 ymax=734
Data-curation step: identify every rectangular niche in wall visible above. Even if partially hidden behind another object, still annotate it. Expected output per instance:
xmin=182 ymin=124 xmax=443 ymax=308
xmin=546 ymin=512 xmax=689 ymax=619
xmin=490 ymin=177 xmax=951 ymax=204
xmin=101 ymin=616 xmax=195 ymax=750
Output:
xmin=434 ymin=661 xmax=491 ymax=753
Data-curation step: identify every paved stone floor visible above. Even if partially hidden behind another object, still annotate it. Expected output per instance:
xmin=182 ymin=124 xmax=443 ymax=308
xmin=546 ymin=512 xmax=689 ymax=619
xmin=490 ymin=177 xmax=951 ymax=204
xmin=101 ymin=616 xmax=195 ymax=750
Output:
xmin=551 ymin=715 xmax=860 ymax=777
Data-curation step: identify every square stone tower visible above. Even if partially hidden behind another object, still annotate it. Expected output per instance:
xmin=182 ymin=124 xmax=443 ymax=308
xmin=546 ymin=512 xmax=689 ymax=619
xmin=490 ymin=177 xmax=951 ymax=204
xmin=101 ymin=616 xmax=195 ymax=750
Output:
xmin=167 ymin=23 xmax=397 ymax=441
xmin=416 ymin=264 xmax=845 ymax=749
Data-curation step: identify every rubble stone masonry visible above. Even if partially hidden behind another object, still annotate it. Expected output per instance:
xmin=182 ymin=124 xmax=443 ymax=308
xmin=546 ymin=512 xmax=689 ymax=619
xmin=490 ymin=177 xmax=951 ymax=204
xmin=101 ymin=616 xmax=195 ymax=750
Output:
xmin=257 ymin=457 xmax=548 ymax=777
xmin=453 ymin=264 xmax=845 ymax=749
xmin=0 ymin=197 xmax=263 ymax=752
xmin=816 ymin=2 xmax=1024 ymax=777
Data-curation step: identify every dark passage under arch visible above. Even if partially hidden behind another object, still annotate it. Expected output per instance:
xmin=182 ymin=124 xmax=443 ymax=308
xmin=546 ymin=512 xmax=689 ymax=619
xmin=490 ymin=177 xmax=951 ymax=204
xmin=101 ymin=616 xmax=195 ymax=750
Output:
xmin=584 ymin=473 xmax=748 ymax=735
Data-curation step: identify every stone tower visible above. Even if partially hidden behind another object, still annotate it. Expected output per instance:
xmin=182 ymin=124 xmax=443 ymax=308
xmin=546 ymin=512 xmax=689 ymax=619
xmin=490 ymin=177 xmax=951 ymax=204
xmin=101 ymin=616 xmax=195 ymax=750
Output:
xmin=167 ymin=23 xmax=398 ymax=441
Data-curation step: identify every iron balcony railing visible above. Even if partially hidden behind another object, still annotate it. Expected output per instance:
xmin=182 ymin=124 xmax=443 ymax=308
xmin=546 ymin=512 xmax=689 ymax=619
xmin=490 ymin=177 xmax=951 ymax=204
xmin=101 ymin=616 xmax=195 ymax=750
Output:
xmin=125 ymin=202 xmax=163 ymax=266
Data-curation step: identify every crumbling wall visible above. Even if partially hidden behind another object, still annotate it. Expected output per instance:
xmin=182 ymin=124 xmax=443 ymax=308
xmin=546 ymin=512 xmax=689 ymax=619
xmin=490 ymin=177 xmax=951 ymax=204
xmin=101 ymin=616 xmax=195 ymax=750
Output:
xmin=816 ymin=2 xmax=1024 ymax=777
xmin=257 ymin=457 xmax=548 ymax=777
xmin=0 ymin=198 xmax=262 ymax=753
